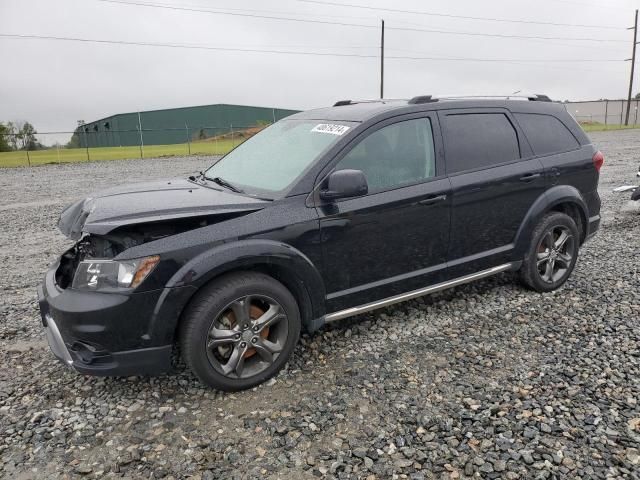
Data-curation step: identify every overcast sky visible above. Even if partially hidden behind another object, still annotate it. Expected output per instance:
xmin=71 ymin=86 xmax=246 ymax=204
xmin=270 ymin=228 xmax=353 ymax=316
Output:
xmin=1 ymin=0 xmax=639 ymax=144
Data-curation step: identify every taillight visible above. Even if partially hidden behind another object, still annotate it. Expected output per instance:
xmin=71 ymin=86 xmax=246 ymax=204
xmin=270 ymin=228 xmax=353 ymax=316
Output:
xmin=592 ymin=151 xmax=604 ymax=172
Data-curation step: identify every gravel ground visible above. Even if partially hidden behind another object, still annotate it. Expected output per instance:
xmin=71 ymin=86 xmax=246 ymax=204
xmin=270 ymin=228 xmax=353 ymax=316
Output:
xmin=1 ymin=130 xmax=639 ymax=479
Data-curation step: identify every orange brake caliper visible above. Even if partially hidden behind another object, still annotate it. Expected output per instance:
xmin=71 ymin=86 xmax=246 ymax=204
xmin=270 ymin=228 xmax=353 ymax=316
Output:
xmin=227 ymin=305 xmax=270 ymax=359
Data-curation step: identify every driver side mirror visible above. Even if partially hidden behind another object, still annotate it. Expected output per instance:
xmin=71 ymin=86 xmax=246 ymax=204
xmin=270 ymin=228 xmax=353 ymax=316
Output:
xmin=320 ymin=169 xmax=368 ymax=201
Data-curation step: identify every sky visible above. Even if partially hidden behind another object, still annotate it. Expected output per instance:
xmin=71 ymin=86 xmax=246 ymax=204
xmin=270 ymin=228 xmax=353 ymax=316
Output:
xmin=1 ymin=0 xmax=639 ymax=144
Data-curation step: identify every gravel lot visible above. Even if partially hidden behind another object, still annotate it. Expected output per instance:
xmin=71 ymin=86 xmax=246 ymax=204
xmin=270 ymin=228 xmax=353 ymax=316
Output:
xmin=1 ymin=130 xmax=639 ymax=479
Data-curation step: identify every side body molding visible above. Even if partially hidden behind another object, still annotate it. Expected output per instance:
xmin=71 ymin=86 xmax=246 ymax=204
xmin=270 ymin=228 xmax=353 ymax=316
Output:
xmin=162 ymin=239 xmax=327 ymax=332
xmin=513 ymin=185 xmax=589 ymax=258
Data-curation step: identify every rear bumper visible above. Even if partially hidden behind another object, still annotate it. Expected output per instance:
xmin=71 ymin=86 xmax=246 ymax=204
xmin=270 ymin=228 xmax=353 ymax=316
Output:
xmin=37 ymin=261 xmax=175 ymax=376
xmin=585 ymin=214 xmax=601 ymax=241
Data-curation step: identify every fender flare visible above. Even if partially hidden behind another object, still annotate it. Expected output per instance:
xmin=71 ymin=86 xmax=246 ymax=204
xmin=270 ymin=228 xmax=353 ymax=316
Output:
xmin=149 ymin=239 xmax=327 ymax=343
xmin=513 ymin=185 xmax=589 ymax=258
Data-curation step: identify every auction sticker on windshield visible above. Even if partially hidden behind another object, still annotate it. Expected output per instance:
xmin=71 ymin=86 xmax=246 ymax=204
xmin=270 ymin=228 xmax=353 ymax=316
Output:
xmin=311 ymin=124 xmax=350 ymax=135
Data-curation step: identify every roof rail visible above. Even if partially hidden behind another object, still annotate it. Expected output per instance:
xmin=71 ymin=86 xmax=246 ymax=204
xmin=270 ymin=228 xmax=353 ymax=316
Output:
xmin=332 ymin=98 xmax=406 ymax=107
xmin=333 ymin=95 xmax=553 ymax=108
xmin=408 ymin=95 xmax=436 ymax=104
xmin=427 ymin=94 xmax=552 ymax=102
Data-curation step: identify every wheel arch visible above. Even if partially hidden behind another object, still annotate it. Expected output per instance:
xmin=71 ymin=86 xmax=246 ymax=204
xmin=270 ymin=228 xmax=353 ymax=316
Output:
xmin=514 ymin=185 xmax=589 ymax=258
xmin=150 ymin=240 xmax=327 ymax=347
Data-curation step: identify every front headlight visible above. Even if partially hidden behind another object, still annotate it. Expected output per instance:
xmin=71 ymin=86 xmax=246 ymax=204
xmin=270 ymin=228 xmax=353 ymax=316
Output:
xmin=71 ymin=255 xmax=160 ymax=291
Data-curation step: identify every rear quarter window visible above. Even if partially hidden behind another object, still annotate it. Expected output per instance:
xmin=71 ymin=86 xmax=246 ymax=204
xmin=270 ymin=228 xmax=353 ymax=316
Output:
xmin=514 ymin=113 xmax=580 ymax=156
xmin=442 ymin=113 xmax=520 ymax=174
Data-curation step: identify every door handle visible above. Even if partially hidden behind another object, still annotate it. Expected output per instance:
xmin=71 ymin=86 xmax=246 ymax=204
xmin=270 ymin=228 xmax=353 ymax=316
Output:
xmin=418 ymin=194 xmax=447 ymax=206
xmin=519 ymin=173 xmax=541 ymax=182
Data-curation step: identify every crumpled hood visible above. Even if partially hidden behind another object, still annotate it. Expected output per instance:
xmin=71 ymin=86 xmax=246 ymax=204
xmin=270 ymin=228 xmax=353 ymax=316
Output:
xmin=58 ymin=178 xmax=268 ymax=239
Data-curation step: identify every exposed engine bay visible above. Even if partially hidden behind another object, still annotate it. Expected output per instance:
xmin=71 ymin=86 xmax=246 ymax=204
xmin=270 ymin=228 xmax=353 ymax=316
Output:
xmin=53 ymin=178 xmax=268 ymax=289
xmin=54 ymin=216 xmax=214 ymax=289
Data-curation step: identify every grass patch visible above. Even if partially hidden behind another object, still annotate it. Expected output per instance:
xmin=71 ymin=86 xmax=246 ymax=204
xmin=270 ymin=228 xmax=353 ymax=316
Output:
xmin=579 ymin=122 xmax=640 ymax=132
xmin=2 ymin=121 xmax=633 ymax=167
xmin=0 ymin=139 xmax=239 ymax=168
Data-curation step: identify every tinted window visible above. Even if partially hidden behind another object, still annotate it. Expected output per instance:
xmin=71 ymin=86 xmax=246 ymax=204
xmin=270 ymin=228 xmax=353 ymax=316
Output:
xmin=443 ymin=113 xmax=520 ymax=173
xmin=335 ymin=118 xmax=435 ymax=192
xmin=515 ymin=113 xmax=579 ymax=156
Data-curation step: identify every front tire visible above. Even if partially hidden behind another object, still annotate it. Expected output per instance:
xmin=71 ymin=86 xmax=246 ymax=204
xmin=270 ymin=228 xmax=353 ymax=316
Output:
xmin=180 ymin=271 xmax=301 ymax=391
xmin=520 ymin=212 xmax=580 ymax=292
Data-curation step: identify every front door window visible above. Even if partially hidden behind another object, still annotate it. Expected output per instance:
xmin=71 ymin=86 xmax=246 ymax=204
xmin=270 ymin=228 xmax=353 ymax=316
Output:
xmin=334 ymin=118 xmax=436 ymax=192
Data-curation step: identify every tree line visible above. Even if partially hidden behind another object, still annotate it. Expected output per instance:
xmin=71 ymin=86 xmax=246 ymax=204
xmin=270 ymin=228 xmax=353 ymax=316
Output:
xmin=0 ymin=121 xmax=43 ymax=152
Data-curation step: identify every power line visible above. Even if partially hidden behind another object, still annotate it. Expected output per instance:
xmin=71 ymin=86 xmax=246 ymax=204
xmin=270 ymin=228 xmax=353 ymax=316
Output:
xmin=386 ymin=24 xmax=628 ymax=43
xmin=392 ymin=35 xmax=624 ymax=56
xmin=0 ymin=34 xmax=627 ymax=63
xmin=0 ymin=34 xmax=381 ymax=57
xmin=93 ymin=0 xmax=630 ymax=43
xmin=95 ymin=0 xmax=379 ymax=29
xmin=297 ymin=0 xmax=626 ymax=30
xmin=550 ymin=0 xmax=635 ymax=11
xmin=389 ymin=19 xmax=628 ymax=52
xmin=138 ymin=0 xmax=378 ymax=23
xmin=385 ymin=47 xmax=623 ymax=62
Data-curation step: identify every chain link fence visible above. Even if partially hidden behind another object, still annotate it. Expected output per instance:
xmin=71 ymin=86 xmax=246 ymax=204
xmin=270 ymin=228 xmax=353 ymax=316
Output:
xmin=2 ymin=102 xmax=639 ymax=168
xmin=0 ymin=124 xmax=266 ymax=167
xmin=563 ymin=99 xmax=640 ymax=126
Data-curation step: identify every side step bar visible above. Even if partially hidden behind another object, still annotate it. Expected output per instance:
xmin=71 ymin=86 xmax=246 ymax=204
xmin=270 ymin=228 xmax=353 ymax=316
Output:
xmin=324 ymin=263 xmax=515 ymax=323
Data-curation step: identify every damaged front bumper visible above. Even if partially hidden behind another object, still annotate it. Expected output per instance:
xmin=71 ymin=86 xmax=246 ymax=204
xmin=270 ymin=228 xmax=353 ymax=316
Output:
xmin=37 ymin=258 xmax=176 ymax=377
xmin=42 ymin=311 xmax=74 ymax=367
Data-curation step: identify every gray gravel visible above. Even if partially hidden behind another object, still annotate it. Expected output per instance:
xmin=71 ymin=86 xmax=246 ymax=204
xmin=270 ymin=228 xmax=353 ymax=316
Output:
xmin=1 ymin=130 xmax=639 ymax=479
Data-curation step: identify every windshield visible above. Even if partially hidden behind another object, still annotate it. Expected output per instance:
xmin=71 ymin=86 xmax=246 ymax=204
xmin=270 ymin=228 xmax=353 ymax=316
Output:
xmin=204 ymin=119 xmax=356 ymax=196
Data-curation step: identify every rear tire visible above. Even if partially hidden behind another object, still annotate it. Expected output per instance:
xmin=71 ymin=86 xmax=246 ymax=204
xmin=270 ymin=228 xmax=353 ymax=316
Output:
xmin=520 ymin=212 xmax=579 ymax=292
xmin=179 ymin=271 xmax=300 ymax=391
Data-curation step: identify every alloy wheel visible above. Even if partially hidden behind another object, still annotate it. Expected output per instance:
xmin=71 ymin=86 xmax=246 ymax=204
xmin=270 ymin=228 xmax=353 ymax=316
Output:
xmin=536 ymin=225 xmax=576 ymax=284
xmin=205 ymin=295 xmax=288 ymax=379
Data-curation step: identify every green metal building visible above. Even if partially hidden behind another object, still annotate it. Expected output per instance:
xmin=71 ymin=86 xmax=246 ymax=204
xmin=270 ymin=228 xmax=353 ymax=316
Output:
xmin=75 ymin=103 xmax=300 ymax=148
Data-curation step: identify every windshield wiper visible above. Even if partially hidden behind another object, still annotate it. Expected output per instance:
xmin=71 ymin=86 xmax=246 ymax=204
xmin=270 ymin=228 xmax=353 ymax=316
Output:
xmin=205 ymin=175 xmax=244 ymax=194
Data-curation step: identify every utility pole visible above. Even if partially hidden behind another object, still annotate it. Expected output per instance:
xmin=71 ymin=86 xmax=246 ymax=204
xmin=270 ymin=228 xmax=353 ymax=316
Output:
xmin=137 ymin=112 xmax=144 ymax=159
xmin=625 ymin=9 xmax=638 ymax=126
xmin=78 ymin=120 xmax=89 ymax=161
xmin=380 ymin=19 xmax=385 ymax=99
xmin=185 ymin=122 xmax=191 ymax=155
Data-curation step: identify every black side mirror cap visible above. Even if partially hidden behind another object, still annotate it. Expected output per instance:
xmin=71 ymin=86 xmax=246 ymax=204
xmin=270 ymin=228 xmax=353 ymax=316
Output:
xmin=320 ymin=169 xmax=368 ymax=201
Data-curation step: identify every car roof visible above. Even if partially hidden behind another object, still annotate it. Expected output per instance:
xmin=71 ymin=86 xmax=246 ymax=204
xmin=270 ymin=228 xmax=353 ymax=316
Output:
xmin=288 ymin=96 xmax=566 ymax=122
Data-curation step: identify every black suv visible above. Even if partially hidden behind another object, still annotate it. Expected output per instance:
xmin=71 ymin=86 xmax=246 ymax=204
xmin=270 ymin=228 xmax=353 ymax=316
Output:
xmin=38 ymin=95 xmax=603 ymax=390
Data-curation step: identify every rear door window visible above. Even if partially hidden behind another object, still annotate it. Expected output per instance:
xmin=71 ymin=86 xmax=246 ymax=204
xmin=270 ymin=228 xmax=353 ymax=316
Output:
xmin=442 ymin=113 xmax=520 ymax=174
xmin=514 ymin=113 xmax=580 ymax=156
